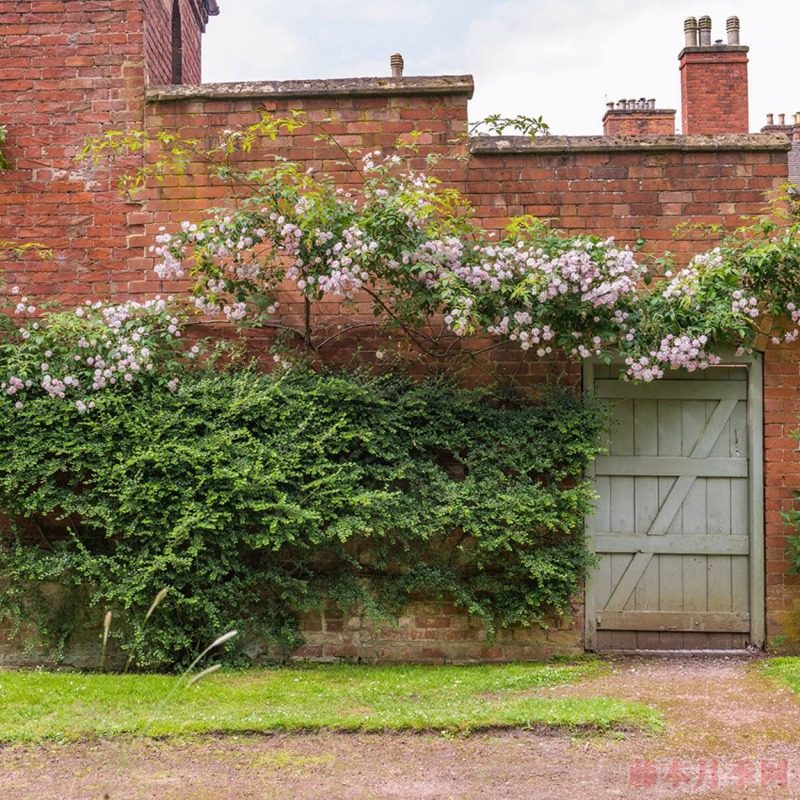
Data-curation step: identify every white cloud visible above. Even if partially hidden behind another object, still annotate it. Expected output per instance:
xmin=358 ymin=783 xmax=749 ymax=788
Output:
xmin=314 ymin=0 xmax=435 ymax=24
xmin=203 ymin=14 xmax=311 ymax=83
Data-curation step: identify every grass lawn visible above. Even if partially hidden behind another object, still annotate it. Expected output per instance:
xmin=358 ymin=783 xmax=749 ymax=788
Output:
xmin=0 ymin=660 xmax=661 ymax=742
xmin=758 ymin=657 xmax=800 ymax=691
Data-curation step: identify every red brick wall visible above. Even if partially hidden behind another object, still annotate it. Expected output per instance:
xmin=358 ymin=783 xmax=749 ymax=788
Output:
xmin=0 ymin=0 xmax=208 ymax=301
xmin=764 ymin=346 xmax=800 ymax=649
xmin=467 ymin=134 xmax=785 ymax=260
xmin=133 ymin=86 xmax=793 ymax=658
xmin=288 ymin=600 xmax=581 ymax=665
xmin=680 ymin=46 xmax=749 ymax=134
xmin=0 ymin=0 xmax=148 ymax=297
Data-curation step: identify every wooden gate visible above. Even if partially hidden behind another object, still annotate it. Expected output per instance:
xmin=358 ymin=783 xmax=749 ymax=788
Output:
xmin=584 ymin=362 xmax=763 ymax=651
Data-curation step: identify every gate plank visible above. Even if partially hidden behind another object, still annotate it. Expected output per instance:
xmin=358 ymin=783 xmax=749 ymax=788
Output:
xmin=595 ymin=456 xmax=747 ymax=477
xmin=603 ymin=551 xmax=654 ymax=612
xmin=594 ymin=534 xmax=749 ymax=555
xmin=596 ymin=611 xmax=750 ymax=633
xmin=596 ymin=380 xmax=747 ymax=400
xmin=634 ymin=398 xmax=659 ymax=616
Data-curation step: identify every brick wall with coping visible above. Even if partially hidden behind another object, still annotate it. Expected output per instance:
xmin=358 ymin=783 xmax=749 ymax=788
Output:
xmin=2 ymin=3 xmax=800 ymax=663
xmin=145 ymin=82 xmax=795 ymax=659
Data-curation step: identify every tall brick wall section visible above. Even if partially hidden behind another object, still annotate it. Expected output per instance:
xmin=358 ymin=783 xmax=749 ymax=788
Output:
xmin=0 ymin=0 xmax=150 ymax=298
xmin=143 ymin=0 xmax=206 ymax=85
xmin=0 ymin=0 xmax=208 ymax=302
xmin=680 ymin=46 xmax=749 ymax=134
xmin=763 ymin=347 xmax=800 ymax=649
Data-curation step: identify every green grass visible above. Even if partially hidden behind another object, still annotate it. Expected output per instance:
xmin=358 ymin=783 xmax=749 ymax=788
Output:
xmin=0 ymin=660 xmax=661 ymax=743
xmin=758 ymin=657 xmax=800 ymax=692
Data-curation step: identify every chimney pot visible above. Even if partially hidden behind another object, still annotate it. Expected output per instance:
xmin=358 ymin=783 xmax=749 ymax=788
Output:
xmin=698 ymin=15 xmax=712 ymax=46
xmin=684 ymin=17 xmax=698 ymax=47
xmin=767 ymin=113 xmax=774 ymax=125
xmin=606 ymin=101 xmax=615 ymax=110
xmin=779 ymin=113 xmax=786 ymax=126
xmin=726 ymin=16 xmax=740 ymax=45
xmin=390 ymin=53 xmax=404 ymax=78
xmin=648 ymin=98 xmax=656 ymax=110
xmin=628 ymin=98 xmax=636 ymax=110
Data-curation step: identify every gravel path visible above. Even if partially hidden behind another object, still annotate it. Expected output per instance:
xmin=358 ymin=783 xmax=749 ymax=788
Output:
xmin=2 ymin=656 xmax=800 ymax=799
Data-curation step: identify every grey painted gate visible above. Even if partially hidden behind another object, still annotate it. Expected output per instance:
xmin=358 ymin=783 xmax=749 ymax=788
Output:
xmin=584 ymin=362 xmax=764 ymax=651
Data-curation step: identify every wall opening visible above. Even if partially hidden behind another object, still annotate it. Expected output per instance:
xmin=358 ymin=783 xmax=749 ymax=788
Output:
xmin=171 ymin=0 xmax=183 ymax=84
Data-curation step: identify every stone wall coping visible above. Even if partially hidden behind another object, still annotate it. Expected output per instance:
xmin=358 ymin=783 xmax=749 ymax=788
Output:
xmin=146 ymin=76 xmax=475 ymax=102
xmin=602 ymin=109 xmax=678 ymax=116
xmin=679 ymin=45 xmax=750 ymax=56
xmin=470 ymin=133 xmax=792 ymax=155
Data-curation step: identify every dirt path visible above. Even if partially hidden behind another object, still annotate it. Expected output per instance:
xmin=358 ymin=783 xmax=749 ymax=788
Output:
xmin=3 ymin=656 xmax=800 ymax=800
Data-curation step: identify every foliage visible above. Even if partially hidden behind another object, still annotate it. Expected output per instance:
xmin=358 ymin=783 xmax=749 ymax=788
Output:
xmin=0 ymin=363 xmax=607 ymax=670
xmin=632 ymin=212 xmax=800 ymax=377
xmin=0 ymin=125 xmax=9 ymax=170
xmin=82 ymin=115 xmax=800 ymax=378
xmin=469 ymin=113 xmax=550 ymax=137
xmin=0 ymin=294 xmax=206 ymax=411
xmin=0 ymin=660 xmax=663 ymax=741
xmin=783 ymin=427 xmax=800 ymax=578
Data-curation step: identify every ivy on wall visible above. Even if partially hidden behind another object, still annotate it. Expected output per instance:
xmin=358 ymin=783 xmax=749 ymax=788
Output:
xmin=0 ymin=367 xmax=607 ymax=671
xmin=0 ymin=126 xmax=9 ymax=170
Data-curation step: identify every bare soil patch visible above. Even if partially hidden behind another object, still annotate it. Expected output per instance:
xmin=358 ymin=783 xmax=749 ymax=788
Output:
xmin=2 ymin=656 xmax=800 ymax=799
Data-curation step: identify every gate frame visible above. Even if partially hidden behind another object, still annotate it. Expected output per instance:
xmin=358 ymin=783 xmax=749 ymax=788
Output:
xmin=583 ymin=353 xmax=764 ymax=651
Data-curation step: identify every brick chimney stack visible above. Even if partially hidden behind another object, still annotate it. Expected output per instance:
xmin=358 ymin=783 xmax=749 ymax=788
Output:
xmin=679 ymin=14 xmax=749 ymax=134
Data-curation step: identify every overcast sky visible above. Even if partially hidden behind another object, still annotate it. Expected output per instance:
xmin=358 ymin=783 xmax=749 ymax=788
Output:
xmin=202 ymin=1 xmax=798 ymax=136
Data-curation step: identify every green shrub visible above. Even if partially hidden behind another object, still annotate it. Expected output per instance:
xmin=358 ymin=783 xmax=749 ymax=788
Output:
xmin=784 ymin=431 xmax=800 ymax=578
xmin=0 ymin=125 xmax=9 ymax=170
xmin=0 ymin=367 xmax=607 ymax=670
